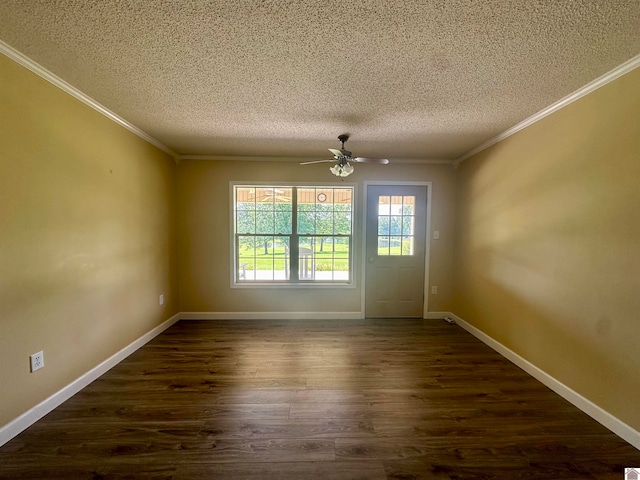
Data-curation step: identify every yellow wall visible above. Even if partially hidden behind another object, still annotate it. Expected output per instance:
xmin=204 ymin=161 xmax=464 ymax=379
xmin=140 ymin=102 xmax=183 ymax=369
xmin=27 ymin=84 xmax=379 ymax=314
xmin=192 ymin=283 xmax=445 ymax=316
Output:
xmin=0 ymin=55 xmax=179 ymax=426
xmin=5 ymin=38 xmax=637 ymax=444
xmin=176 ymin=160 xmax=456 ymax=314
xmin=453 ymin=67 xmax=640 ymax=430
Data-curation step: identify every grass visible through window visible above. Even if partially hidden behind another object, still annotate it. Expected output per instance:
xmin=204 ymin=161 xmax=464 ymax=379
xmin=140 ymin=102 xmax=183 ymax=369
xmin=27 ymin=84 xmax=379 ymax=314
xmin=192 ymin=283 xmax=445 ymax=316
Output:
xmin=238 ymin=243 xmax=350 ymax=271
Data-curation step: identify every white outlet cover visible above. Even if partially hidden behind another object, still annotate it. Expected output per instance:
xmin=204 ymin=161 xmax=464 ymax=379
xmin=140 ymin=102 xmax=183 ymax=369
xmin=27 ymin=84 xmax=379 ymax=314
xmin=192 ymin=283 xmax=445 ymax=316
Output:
xmin=30 ymin=351 xmax=44 ymax=372
xmin=159 ymin=294 xmax=164 ymax=305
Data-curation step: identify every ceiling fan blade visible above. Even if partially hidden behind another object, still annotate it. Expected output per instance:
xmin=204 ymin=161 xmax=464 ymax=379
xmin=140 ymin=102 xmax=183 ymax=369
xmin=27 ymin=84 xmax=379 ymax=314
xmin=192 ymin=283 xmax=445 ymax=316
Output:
xmin=353 ymin=157 xmax=390 ymax=164
xmin=328 ymin=148 xmax=343 ymax=157
xmin=300 ymin=159 xmax=336 ymax=165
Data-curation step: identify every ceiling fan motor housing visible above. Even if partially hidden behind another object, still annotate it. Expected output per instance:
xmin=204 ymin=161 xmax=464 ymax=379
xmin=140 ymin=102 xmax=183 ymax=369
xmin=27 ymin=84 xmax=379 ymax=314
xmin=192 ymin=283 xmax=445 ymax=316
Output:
xmin=337 ymin=134 xmax=352 ymax=157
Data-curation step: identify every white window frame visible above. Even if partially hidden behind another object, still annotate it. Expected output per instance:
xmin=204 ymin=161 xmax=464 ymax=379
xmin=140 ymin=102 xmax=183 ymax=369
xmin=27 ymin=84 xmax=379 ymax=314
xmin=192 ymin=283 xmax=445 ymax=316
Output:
xmin=230 ymin=182 xmax=357 ymax=288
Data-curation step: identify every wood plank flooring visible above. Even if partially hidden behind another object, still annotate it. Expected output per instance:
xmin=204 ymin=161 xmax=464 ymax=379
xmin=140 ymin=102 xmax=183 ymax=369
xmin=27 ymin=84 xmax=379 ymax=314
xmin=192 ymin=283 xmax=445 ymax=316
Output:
xmin=1 ymin=319 xmax=639 ymax=479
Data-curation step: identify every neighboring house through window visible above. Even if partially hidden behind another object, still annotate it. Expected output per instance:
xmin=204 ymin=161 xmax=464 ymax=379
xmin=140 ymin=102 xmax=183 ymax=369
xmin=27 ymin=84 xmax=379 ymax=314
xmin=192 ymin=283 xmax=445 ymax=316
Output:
xmin=233 ymin=185 xmax=354 ymax=284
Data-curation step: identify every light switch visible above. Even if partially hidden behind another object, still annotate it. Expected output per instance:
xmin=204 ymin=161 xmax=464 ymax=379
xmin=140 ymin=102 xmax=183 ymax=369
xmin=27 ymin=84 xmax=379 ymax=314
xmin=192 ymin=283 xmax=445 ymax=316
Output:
xmin=434 ymin=230 xmax=440 ymax=240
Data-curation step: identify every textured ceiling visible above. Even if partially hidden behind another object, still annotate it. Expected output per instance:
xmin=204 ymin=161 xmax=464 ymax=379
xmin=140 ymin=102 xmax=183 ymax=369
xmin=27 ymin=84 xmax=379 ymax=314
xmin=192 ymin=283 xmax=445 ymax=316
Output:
xmin=0 ymin=0 xmax=639 ymax=161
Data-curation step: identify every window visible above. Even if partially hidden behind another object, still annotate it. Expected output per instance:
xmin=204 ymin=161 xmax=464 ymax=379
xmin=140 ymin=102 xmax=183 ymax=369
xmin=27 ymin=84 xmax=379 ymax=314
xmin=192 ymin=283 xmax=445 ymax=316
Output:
xmin=377 ymin=195 xmax=416 ymax=256
xmin=234 ymin=185 xmax=353 ymax=284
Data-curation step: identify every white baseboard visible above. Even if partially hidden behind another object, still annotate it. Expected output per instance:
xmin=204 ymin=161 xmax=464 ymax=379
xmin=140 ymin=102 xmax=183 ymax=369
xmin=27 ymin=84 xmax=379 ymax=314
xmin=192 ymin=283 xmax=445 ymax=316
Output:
xmin=6 ymin=310 xmax=637 ymax=452
xmin=180 ymin=312 xmax=450 ymax=321
xmin=425 ymin=311 xmax=449 ymax=320
xmin=0 ymin=313 xmax=181 ymax=448
xmin=447 ymin=312 xmax=640 ymax=451
xmin=179 ymin=311 xmax=363 ymax=320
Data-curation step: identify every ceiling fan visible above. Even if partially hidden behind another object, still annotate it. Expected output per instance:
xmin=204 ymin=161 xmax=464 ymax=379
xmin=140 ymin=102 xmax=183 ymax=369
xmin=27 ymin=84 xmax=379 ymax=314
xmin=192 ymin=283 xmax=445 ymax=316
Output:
xmin=300 ymin=134 xmax=389 ymax=177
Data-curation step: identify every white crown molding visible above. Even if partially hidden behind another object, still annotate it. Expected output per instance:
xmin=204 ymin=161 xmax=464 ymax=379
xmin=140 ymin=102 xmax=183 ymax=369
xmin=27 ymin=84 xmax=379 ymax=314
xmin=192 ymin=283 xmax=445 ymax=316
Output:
xmin=455 ymin=53 xmax=640 ymax=166
xmin=392 ymin=158 xmax=454 ymax=165
xmin=4 ymin=38 xmax=638 ymax=171
xmin=0 ymin=313 xmax=180 ymax=448
xmin=0 ymin=40 xmax=179 ymax=163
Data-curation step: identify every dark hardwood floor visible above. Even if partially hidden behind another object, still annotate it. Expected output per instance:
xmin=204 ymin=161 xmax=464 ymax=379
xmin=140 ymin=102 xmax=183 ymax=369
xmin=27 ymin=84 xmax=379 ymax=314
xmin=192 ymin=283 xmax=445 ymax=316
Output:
xmin=1 ymin=319 xmax=639 ymax=479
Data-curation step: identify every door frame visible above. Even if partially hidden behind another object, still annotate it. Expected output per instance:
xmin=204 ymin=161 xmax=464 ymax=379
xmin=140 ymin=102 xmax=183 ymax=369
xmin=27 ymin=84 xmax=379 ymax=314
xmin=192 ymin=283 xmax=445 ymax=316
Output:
xmin=361 ymin=181 xmax=432 ymax=318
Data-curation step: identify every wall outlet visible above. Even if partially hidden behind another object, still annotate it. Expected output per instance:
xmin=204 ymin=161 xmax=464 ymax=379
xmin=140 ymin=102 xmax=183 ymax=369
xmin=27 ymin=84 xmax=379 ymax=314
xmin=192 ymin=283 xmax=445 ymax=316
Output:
xmin=159 ymin=294 xmax=164 ymax=305
xmin=30 ymin=351 xmax=44 ymax=372
xmin=431 ymin=286 xmax=438 ymax=295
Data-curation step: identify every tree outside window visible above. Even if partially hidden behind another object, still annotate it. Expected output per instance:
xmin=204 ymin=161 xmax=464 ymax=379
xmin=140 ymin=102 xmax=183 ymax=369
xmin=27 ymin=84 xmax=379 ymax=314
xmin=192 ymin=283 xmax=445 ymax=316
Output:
xmin=234 ymin=186 xmax=353 ymax=283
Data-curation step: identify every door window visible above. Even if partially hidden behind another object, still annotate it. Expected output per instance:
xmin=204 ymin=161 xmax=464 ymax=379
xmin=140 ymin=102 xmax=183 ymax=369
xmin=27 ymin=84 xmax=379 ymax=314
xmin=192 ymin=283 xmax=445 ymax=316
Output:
xmin=376 ymin=195 xmax=416 ymax=256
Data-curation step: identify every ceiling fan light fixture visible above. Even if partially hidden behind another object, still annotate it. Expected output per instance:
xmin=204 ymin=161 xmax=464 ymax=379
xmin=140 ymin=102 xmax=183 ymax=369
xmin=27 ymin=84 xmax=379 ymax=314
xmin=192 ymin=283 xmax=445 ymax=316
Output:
xmin=301 ymin=134 xmax=387 ymax=176
xmin=330 ymin=161 xmax=354 ymax=177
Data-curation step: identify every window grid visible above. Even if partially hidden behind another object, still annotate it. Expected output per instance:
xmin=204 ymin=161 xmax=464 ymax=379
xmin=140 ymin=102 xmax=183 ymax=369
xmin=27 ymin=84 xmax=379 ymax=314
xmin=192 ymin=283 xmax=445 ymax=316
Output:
xmin=377 ymin=195 xmax=416 ymax=256
xmin=234 ymin=186 xmax=353 ymax=283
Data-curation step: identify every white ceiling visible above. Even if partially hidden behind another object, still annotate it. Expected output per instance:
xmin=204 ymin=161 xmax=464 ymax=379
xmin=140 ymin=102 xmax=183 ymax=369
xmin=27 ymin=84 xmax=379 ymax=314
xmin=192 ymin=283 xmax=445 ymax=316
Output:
xmin=1 ymin=1 xmax=639 ymax=162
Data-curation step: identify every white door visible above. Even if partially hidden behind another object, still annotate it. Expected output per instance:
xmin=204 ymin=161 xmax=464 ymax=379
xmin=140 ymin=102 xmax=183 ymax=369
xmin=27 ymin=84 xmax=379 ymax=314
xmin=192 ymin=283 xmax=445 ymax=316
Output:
xmin=365 ymin=185 xmax=427 ymax=318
